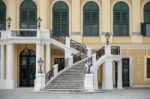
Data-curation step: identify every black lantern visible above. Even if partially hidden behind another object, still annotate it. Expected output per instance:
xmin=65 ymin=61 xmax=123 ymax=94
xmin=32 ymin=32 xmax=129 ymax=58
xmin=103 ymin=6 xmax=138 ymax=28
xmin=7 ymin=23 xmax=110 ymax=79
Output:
xmin=37 ymin=58 xmax=44 ymax=73
xmin=7 ymin=16 xmax=12 ymax=29
xmin=105 ymin=32 xmax=110 ymax=45
xmin=37 ymin=17 xmax=42 ymax=29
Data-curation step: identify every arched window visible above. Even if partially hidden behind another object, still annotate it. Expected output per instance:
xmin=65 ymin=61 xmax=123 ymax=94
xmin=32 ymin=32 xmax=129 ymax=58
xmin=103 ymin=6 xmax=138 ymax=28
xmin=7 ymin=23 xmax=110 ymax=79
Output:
xmin=0 ymin=1 xmax=6 ymax=30
xmin=53 ymin=1 xmax=69 ymax=36
xmin=20 ymin=0 xmax=37 ymax=29
xmin=113 ymin=2 xmax=129 ymax=36
xmin=144 ymin=2 xmax=150 ymax=23
xmin=83 ymin=1 xmax=99 ymax=36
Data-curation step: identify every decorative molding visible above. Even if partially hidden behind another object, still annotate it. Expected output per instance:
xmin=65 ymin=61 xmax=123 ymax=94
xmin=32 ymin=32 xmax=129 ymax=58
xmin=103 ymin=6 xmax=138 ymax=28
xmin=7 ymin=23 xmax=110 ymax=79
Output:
xmin=132 ymin=32 xmax=141 ymax=35
xmin=71 ymin=32 xmax=81 ymax=35
xmin=101 ymin=32 xmax=112 ymax=36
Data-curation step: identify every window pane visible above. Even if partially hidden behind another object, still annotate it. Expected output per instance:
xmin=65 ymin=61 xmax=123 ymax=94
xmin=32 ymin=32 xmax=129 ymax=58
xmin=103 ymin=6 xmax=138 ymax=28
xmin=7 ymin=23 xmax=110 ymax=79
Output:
xmin=83 ymin=1 xmax=99 ymax=36
xmin=53 ymin=1 xmax=69 ymax=36
xmin=20 ymin=0 xmax=37 ymax=29
xmin=113 ymin=2 xmax=129 ymax=36
xmin=0 ymin=1 xmax=6 ymax=30
xmin=147 ymin=58 xmax=150 ymax=78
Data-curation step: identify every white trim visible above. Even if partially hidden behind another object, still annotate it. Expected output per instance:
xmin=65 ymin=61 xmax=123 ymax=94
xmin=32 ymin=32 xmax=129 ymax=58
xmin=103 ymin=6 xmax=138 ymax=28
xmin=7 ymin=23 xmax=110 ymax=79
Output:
xmin=144 ymin=56 xmax=150 ymax=81
xmin=132 ymin=85 xmax=150 ymax=88
xmin=81 ymin=0 xmax=101 ymax=36
xmin=111 ymin=0 xmax=132 ymax=36
xmin=141 ymin=0 xmax=150 ymax=23
xmin=121 ymin=56 xmax=133 ymax=87
xmin=50 ymin=0 xmax=71 ymax=36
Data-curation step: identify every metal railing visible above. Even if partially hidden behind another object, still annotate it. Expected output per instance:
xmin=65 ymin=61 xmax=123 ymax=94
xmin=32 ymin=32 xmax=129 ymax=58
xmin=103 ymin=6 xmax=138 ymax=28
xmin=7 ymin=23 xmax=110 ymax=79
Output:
xmin=45 ymin=52 xmax=87 ymax=84
xmin=70 ymin=39 xmax=87 ymax=54
xmin=45 ymin=67 xmax=54 ymax=83
xmin=11 ymin=29 xmax=37 ymax=37
xmin=111 ymin=46 xmax=120 ymax=55
xmin=50 ymin=33 xmax=66 ymax=44
xmin=96 ymin=46 xmax=105 ymax=60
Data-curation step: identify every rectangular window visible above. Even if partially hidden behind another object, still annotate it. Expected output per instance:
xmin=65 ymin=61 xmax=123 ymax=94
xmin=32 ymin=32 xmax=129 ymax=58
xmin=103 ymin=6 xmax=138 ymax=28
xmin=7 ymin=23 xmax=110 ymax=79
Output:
xmin=141 ymin=23 xmax=150 ymax=36
xmin=147 ymin=58 xmax=150 ymax=78
xmin=113 ymin=11 xmax=129 ymax=36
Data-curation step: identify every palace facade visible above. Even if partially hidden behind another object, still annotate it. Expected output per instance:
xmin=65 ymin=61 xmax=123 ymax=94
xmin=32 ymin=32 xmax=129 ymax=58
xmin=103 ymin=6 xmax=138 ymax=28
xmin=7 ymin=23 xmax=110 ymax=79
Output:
xmin=0 ymin=0 xmax=150 ymax=91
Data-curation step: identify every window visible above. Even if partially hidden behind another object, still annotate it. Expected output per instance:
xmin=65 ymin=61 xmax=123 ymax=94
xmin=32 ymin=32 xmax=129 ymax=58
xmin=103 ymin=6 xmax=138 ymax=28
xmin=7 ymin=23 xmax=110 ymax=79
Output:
xmin=113 ymin=2 xmax=129 ymax=36
xmin=147 ymin=58 xmax=150 ymax=78
xmin=20 ymin=0 xmax=37 ymax=29
xmin=0 ymin=1 xmax=6 ymax=30
xmin=53 ymin=1 xmax=69 ymax=36
xmin=141 ymin=2 xmax=150 ymax=36
xmin=83 ymin=1 xmax=99 ymax=36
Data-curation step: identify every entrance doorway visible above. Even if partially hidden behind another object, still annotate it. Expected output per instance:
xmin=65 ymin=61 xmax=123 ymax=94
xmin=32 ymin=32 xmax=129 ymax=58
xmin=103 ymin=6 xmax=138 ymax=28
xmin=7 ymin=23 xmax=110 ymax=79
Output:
xmin=122 ymin=58 xmax=130 ymax=87
xmin=19 ymin=49 xmax=36 ymax=87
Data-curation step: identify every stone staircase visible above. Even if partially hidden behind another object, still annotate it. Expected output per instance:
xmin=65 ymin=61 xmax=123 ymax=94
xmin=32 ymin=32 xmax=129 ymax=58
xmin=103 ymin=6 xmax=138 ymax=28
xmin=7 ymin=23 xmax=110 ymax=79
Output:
xmin=44 ymin=61 xmax=86 ymax=90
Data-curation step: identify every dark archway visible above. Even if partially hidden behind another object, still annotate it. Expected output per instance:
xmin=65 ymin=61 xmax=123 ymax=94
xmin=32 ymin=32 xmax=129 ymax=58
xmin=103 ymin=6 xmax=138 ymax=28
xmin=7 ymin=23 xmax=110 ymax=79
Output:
xmin=19 ymin=49 xmax=36 ymax=87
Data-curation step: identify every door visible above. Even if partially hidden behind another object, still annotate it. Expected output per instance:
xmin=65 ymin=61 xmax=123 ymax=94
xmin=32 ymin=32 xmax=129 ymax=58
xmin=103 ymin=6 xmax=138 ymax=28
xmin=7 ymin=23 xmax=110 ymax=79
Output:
xmin=19 ymin=49 xmax=36 ymax=87
xmin=54 ymin=58 xmax=64 ymax=72
xmin=122 ymin=58 xmax=130 ymax=87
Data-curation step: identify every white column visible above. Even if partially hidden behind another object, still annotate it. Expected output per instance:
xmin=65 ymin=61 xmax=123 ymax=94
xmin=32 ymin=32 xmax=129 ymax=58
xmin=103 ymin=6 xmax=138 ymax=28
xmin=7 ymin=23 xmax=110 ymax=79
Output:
xmin=0 ymin=44 xmax=5 ymax=79
xmin=87 ymin=47 xmax=92 ymax=57
xmin=6 ymin=43 xmax=16 ymax=89
xmin=40 ymin=44 xmax=44 ymax=73
xmin=65 ymin=37 xmax=72 ymax=59
xmin=117 ymin=61 xmax=123 ymax=89
xmin=36 ymin=43 xmax=41 ymax=74
xmin=46 ymin=44 xmax=51 ymax=72
xmin=102 ymin=59 xmax=113 ymax=90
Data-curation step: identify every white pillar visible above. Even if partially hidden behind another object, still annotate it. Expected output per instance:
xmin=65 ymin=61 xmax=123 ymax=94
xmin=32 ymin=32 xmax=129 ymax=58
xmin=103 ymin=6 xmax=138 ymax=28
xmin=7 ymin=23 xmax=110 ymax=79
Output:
xmin=102 ymin=59 xmax=113 ymax=90
xmin=6 ymin=43 xmax=16 ymax=89
xmin=65 ymin=37 xmax=72 ymax=59
xmin=117 ymin=61 xmax=123 ymax=89
xmin=84 ymin=74 xmax=95 ymax=92
xmin=87 ymin=47 xmax=92 ymax=57
xmin=0 ymin=44 xmax=5 ymax=79
xmin=40 ymin=44 xmax=44 ymax=73
xmin=105 ymin=45 xmax=111 ymax=55
xmin=46 ymin=44 xmax=51 ymax=72
xmin=36 ymin=43 xmax=41 ymax=74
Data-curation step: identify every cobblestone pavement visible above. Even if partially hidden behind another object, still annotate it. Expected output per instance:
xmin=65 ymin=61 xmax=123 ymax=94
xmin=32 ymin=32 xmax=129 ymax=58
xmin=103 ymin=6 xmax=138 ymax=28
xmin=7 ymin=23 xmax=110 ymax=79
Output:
xmin=0 ymin=88 xmax=150 ymax=99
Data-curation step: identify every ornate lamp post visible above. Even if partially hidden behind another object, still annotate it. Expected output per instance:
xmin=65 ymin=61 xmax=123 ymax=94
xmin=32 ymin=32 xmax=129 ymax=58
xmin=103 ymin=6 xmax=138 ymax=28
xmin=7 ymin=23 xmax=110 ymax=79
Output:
xmin=7 ymin=16 xmax=12 ymax=29
xmin=37 ymin=17 xmax=42 ymax=29
xmin=105 ymin=32 xmax=110 ymax=45
xmin=37 ymin=58 xmax=44 ymax=73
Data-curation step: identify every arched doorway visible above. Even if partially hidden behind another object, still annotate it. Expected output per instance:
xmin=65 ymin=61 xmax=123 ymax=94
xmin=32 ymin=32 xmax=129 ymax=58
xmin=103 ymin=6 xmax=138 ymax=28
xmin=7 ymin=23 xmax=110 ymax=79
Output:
xmin=19 ymin=49 xmax=36 ymax=87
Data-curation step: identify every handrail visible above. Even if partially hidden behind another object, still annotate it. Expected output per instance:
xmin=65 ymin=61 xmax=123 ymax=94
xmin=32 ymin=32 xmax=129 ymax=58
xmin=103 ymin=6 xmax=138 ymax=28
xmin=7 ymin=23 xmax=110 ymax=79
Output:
xmin=11 ymin=30 xmax=37 ymax=37
xmin=96 ymin=46 xmax=105 ymax=60
xmin=45 ymin=52 xmax=87 ymax=84
xmin=45 ymin=67 xmax=54 ymax=83
xmin=111 ymin=46 xmax=120 ymax=55
xmin=49 ymin=31 xmax=87 ymax=54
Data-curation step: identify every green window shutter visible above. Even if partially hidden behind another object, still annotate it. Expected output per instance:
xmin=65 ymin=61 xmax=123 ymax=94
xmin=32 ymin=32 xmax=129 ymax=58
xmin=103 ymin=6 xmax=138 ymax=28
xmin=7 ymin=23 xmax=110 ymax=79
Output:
xmin=144 ymin=2 xmax=150 ymax=36
xmin=83 ymin=1 xmax=99 ymax=36
xmin=113 ymin=1 xmax=129 ymax=36
xmin=147 ymin=58 xmax=150 ymax=78
xmin=0 ymin=1 xmax=6 ymax=30
xmin=53 ymin=1 xmax=69 ymax=36
xmin=141 ymin=23 xmax=146 ymax=36
xmin=20 ymin=0 xmax=37 ymax=29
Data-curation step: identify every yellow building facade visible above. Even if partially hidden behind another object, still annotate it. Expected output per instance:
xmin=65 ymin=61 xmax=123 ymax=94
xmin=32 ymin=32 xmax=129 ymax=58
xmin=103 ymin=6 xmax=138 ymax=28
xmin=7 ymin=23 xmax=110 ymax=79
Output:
xmin=0 ymin=0 xmax=150 ymax=90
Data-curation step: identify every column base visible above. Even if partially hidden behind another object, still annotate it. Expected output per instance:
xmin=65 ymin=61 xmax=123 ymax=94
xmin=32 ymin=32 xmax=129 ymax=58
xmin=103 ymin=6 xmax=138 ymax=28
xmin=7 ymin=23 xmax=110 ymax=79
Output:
xmin=0 ymin=79 xmax=17 ymax=89
xmin=34 ymin=74 xmax=45 ymax=91
xmin=84 ymin=74 xmax=95 ymax=92
xmin=102 ymin=81 xmax=113 ymax=90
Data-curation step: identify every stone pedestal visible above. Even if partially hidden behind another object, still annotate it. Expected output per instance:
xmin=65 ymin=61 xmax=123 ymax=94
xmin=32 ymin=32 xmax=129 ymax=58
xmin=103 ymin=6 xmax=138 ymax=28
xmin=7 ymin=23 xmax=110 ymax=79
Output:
xmin=34 ymin=74 xmax=45 ymax=91
xmin=84 ymin=74 xmax=95 ymax=92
